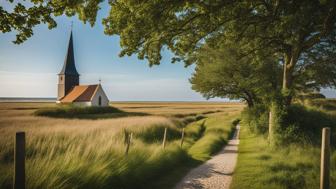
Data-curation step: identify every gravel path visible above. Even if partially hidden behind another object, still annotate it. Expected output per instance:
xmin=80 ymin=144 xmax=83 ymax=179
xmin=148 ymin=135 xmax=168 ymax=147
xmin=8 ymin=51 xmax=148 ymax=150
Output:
xmin=174 ymin=124 xmax=240 ymax=189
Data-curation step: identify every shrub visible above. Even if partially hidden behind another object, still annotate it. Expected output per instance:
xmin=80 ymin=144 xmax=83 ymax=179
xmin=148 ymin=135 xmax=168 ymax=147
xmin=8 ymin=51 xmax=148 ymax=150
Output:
xmin=252 ymin=101 xmax=320 ymax=147
xmin=279 ymin=105 xmax=336 ymax=146
xmin=242 ymin=102 xmax=336 ymax=146
xmin=308 ymin=99 xmax=336 ymax=111
xmin=241 ymin=104 xmax=269 ymax=134
xmin=232 ymin=118 xmax=241 ymax=126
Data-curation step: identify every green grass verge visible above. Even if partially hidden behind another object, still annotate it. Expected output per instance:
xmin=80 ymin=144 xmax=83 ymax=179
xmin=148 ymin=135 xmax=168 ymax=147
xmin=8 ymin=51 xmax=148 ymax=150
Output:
xmin=188 ymin=114 xmax=236 ymax=161
xmin=231 ymin=125 xmax=336 ymax=189
xmin=147 ymin=112 xmax=239 ymax=189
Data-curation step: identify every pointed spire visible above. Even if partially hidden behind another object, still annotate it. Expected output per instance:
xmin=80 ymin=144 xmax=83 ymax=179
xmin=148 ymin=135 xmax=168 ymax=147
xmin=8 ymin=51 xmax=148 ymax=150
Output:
xmin=59 ymin=29 xmax=79 ymax=76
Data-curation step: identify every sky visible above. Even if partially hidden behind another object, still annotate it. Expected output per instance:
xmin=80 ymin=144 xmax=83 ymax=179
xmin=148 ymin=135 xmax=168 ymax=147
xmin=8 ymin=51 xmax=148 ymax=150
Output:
xmin=0 ymin=2 xmax=335 ymax=101
xmin=0 ymin=1 xmax=228 ymax=101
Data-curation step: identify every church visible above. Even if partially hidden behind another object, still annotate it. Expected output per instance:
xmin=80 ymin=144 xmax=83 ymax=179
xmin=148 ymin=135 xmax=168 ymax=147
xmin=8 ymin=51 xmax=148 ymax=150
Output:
xmin=56 ymin=31 xmax=109 ymax=107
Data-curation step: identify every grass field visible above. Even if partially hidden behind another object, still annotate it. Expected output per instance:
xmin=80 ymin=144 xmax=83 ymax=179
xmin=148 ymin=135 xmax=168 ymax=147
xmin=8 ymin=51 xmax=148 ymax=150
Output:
xmin=230 ymin=126 xmax=330 ymax=189
xmin=231 ymin=99 xmax=336 ymax=189
xmin=0 ymin=102 xmax=243 ymax=189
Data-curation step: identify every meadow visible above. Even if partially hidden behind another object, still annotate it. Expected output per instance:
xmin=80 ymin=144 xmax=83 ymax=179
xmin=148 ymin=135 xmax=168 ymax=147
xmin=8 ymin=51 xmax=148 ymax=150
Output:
xmin=0 ymin=102 xmax=243 ymax=189
xmin=231 ymin=99 xmax=336 ymax=189
xmin=231 ymin=126 xmax=329 ymax=189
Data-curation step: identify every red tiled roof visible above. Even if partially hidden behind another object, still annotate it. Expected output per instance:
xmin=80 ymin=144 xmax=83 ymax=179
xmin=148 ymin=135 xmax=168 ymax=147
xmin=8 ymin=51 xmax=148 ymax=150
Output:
xmin=60 ymin=85 xmax=99 ymax=103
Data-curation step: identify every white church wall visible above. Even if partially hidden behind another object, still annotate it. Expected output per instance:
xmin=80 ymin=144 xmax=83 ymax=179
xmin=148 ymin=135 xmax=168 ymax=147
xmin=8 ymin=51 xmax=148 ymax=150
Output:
xmin=91 ymin=86 xmax=109 ymax=107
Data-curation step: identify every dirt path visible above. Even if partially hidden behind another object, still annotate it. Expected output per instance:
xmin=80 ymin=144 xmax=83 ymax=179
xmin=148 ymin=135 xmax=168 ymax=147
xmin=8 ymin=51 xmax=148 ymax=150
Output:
xmin=174 ymin=124 xmax=240 ymax=189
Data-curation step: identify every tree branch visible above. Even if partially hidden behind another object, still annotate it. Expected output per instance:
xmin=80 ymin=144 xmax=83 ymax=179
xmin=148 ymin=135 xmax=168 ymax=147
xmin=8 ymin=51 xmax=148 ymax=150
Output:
xmin=302 ymin=2 xmax=336 ymax=50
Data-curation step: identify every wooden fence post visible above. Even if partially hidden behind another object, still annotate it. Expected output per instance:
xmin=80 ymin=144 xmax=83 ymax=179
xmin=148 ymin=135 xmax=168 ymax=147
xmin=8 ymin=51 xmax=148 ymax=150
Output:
xmin=180 ymin=128 xmax=185 ymax=147
xmin=129 ymin=132 xmax=133 ymax=144
xmin=125 ymin=132 xmax=133 ymax=156
xmin=162 ymin=128 xmax=167 ymax=149
xmin=14 ymin=132 xmax=25 ymax=189
xmin=320 ymin=127 xmax=330 ymax=189
xmin=123 ymin=130 xmax=129 ymax=145
xmin=268 ymin=110 xmax=272 ymax=144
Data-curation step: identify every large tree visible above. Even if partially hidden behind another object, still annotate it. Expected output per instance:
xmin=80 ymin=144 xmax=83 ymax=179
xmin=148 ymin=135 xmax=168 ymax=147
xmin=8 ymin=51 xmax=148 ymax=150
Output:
xmin=2 ymin=0 xmax=336 ymax=105
xmin=102 ymin=0 xmax=336 ymax=105
xmin=191 ymin=42 xmax=336 ymax=107
xmin=190 ymin=44 xmax=281 ymax=107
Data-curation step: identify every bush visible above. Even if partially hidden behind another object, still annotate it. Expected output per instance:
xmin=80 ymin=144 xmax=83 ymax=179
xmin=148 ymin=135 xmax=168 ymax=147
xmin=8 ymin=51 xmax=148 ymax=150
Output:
xmin=232 ymin=118 xmax=241 ymax=126
xmin=241 ymin=104 xmax=269 ymax=134
xmin=308 ymin=99 xmax=336 ymax=111
xmin=241 ymin=102 xmax=336 ymax=146
xmin=280 ymin=105 xmax=336 ymax=146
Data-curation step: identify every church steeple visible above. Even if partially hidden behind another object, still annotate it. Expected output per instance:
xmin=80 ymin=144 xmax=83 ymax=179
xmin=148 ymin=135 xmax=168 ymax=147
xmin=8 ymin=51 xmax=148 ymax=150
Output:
xmin=57 ymin=30 xmax=80 ymax=100
xmin=59 ymin=31 xmax=79 ymax=76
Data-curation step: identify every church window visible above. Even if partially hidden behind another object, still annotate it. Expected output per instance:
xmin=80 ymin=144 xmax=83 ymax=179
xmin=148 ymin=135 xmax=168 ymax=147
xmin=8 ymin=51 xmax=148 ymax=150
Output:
xmin=98 ymin=96 xmax=102 ymax=106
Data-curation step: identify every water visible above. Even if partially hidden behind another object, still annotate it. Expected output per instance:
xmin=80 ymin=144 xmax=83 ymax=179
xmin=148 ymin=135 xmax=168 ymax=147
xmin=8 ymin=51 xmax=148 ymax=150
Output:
xmin=0 ymin=97 xmax=56 ymax=102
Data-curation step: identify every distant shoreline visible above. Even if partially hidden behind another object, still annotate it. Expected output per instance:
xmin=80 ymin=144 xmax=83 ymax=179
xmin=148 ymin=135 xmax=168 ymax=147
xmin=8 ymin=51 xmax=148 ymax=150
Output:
xmin=0 ymin=97 xmax=238 ymax=103
xmin=0 ymin=97 xmax=56 ymax=102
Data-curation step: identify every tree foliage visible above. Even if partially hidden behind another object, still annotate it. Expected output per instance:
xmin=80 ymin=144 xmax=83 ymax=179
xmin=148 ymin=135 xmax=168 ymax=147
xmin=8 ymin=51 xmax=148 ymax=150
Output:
xmin=190 ymin=44 xmax=281 ymax=107
xmin=102 ymin=0 xmax=336 ymax=104
xmin=295 ymin=42 xmax=336 ymax=92
xmin=191 ymin=42 xmax=336 ymax=107
xmin=0 ymin=0 xmax=102 ymax=44
xmin=2 ymin=0 xmax=336 ymax=105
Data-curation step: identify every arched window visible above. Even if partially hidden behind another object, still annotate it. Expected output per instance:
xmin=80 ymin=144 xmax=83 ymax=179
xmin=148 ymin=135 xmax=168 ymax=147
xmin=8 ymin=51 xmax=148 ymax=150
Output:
xmin=98 ymin=96 xmax=102 ymax=106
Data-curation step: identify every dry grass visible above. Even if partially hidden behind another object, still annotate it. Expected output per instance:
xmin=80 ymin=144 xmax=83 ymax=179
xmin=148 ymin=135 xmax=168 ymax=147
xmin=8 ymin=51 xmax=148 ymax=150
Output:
xmin=0 ymin=102 xmax=244 ymax=189
xmin=113 ymin=101 xmax=243 ymax=116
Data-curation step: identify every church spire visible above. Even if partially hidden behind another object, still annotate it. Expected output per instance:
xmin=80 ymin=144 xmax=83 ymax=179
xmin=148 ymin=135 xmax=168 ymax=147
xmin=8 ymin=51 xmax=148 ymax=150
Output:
xmin=59 ymin=30 xmax=79 ymax=76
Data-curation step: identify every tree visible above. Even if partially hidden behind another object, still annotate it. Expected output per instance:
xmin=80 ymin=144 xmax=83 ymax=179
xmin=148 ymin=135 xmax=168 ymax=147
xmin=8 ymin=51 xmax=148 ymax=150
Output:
xmin=191 ymin=42 xmax=336 ymax=107
xmin=2 ymin=0 xmax=336 ymax=105
xmin=0 ymin=0 xmax=102 ymax=44
xmin=294 ymin=41 xmax=336 ymax=93
xmin=190 ymin=44 xmax=281 ymax=107
xmin=102 ymin=0 xmax=336 ymax=105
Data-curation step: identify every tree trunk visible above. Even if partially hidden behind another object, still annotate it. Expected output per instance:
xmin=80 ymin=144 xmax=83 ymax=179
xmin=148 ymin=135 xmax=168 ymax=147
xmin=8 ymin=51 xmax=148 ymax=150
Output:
xmin=268 ymin=109 xmax=273 ymax=144
xmin=282 ymin=50 xmax=299 ymax=106
xmin=247 ymin=99 xmax=254 ymax=108
xmin=243 ymin=91 xmax=254 ymax=108
xmin=282 ymin=63 xmax=294 ymax=105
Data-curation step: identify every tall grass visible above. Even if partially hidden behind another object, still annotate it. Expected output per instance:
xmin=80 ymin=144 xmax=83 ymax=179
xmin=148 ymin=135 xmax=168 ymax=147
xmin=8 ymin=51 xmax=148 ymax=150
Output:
xmin=188 ymin=113 xmax=236 ymax=161
xmin=0 ymin=116 xmax=181 ymax=189
xmin=232 ymin=99 xmax=336 ymax=189
xmin=231 ymin=126 xmax=336 ymax=189
xmin=0 ymin=103 xmax=242 ymax=189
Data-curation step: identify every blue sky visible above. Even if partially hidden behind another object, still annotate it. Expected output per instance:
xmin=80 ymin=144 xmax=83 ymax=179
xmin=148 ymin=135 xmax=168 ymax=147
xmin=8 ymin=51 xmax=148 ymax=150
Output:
xmin=0 ymin=2 xmax=334 ymax=101
xmin=0 ymin=1 xmax=226 ymax=101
